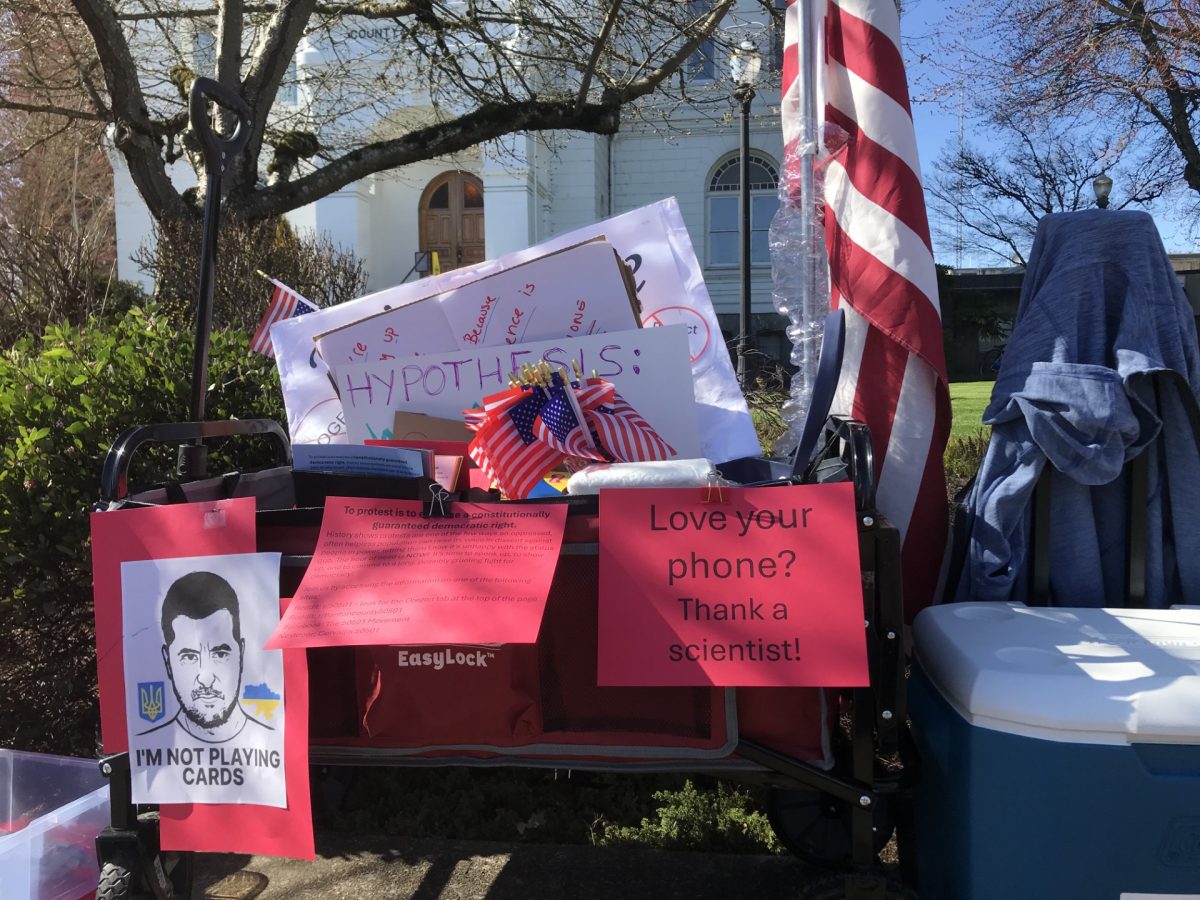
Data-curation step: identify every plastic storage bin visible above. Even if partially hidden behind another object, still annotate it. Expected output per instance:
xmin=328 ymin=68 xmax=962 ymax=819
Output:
xmin=0 ymin=749 xmax=109 ymax=900
xmin=910 ymin=603 xmax=1200 ymax=900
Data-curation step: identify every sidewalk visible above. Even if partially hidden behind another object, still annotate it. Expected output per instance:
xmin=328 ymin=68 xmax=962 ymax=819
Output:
xmin=194 ymin=832 xmax=818 ymax=899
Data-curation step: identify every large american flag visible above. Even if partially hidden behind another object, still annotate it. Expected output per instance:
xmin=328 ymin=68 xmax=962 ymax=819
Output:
xmin=783 ymin=0 xmax=951 ymax=618
xmin=250 ymin=280 xmax=318 ymax=357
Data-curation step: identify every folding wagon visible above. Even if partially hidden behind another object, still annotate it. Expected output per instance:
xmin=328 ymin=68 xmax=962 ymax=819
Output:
xmin=91 ymin=77 xmax=919 ymax=900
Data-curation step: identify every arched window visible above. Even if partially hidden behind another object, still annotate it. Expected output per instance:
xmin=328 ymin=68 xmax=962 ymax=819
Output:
xmin=706 ymin=152 xmax=780 ymax=267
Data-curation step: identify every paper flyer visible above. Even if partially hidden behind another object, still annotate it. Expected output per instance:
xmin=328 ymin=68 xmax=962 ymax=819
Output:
xmin=267 ymin=499 xmax=568 ymax=649
xmin=122 ymin=553 xmax=287 ymax=807
xmin=91 ymin=498 xmax=259 ymax=753
xmin=292 ymin=443 xmax=430 ymax=478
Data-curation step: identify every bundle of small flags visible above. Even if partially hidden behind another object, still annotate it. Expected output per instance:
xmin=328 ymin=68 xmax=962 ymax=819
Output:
xmin=465 ymin=361 xmax=675 ymax=499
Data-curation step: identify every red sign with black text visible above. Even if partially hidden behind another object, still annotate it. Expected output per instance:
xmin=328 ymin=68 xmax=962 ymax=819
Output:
xmin=597 ymin=484 xmax=868 ymax=687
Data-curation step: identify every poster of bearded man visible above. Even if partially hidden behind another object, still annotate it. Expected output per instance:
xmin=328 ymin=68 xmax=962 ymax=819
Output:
xmin=121 ymin=552 xmax=287 ymax=807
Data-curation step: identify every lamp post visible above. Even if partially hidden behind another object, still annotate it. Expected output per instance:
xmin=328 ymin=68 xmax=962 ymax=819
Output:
xmin=731 ymin=39 xmax=761 ymax=385
xmin=1093 ymin=174 xmax=1113 ymax=209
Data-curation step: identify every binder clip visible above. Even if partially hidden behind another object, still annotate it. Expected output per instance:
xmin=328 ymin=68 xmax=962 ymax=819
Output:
xmin=700 ymin=471 xmax=729 ymax=504
xmin=422 ymin=483 xmax=452 ymax=518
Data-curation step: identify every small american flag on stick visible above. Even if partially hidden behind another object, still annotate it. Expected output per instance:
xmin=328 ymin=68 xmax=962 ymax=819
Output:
xmin=583 ymin=379 xmax=675 ymax=463
xmin=534 ymin=376 xmax=606 ymax=461
xmin=468 ymin=391 xmax=562 ymax=500
xmin=250 ymin=279 xmax=318 ymax=357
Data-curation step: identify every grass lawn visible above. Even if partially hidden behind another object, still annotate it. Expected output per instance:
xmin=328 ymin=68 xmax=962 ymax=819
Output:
xmin=949 ymin=380 xmax=994 ymax=438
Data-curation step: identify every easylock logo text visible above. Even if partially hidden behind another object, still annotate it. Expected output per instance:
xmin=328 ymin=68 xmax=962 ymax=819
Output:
xmin=397 ymin=648 xmax=495 ymax=670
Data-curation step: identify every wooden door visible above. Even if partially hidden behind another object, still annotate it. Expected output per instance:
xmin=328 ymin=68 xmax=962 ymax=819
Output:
xmin=419 ymin=171 xmax=485 ymax=273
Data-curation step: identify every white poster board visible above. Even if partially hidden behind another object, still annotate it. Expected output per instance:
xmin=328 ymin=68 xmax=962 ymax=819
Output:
xmin=122 ymin=552 xmax=286 ymax=808
xmin=316 ymin=240 xmax=638 ymax=368
xmin=273 ymin=198 xmax=759 ymax=462
xmin=331 ymin=324 xmax=702 ymax=459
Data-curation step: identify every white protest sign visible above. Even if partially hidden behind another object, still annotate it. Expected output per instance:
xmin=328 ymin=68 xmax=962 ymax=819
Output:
xmin=316 ymin=240 xmax=639 ymax=368
xmin=273 ymin=198 xmax=759 ymax=462
xmin=122 ymin=552 xmax=286 ymax=808
xmin=316 ymin=293 xmax=458 ymax=369
xmin=331 ymin=324 xmax=702 ymax=459
xmin=643 ymin=201 xmax=759 ymax=461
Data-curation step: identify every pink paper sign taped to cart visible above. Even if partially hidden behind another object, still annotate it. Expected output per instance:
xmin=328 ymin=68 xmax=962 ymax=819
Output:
xmin=267 ymin=498 xmax=567 ymax=649
xmin=597 ymin=483 xmax=869 ymax=687
xmin=90 ymin=500 xmax=314 ymax=859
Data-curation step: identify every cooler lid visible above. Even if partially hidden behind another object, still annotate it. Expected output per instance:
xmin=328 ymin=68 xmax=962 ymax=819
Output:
xmin=913 ymin=603 xmax=1200 ymax=745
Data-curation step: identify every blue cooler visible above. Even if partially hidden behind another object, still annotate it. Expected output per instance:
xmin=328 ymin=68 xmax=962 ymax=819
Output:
xmin=910 ymin=603 xmax=1200 ymax=900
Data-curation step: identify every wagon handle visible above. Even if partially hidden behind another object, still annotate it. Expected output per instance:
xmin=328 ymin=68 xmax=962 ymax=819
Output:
xmin=789 ymin=308 xmax=846 ymax=482
xmin=181 ymin=78 xmax=253 ymax=479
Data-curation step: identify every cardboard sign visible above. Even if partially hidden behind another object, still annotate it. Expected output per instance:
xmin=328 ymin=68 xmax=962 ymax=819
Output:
xmin=392 ymin=411 xmax=475 ymax=442
xmin=318 ymin=288 xmax=460 ymax=368
xmin=122 ymin=553 xmax=286 ymax=808
xmin=331 ymin=324 xmax=702 ymax=458
xmin=266 ymin=498 xmax=567 ymax=649
xmin=271 ymin=199 xmax=759 ymax=462
xmin=597 ymin=483 xmax=869 ymax=687
xmin=314 ymin=239 xmax=640 ymax=368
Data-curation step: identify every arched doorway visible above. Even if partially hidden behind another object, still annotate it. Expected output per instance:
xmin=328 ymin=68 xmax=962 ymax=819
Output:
xmin=419 ymin=170 xmax=484 ymax=273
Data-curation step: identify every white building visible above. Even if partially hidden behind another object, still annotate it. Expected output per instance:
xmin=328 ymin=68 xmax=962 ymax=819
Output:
xmin=110 ymin=3 xmax=790 ymax=362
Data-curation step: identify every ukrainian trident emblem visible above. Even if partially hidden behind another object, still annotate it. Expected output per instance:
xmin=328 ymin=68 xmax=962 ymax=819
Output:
xmin=138 ymin=681 xmax=165 ymax=723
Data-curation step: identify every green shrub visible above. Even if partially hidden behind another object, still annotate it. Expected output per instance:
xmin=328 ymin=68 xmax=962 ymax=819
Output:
xmin=594 ymin=779 xmax=780 ymax=853
xmin=319 ymin=768 xmax=781 ymax=855
xmin=0 ymin=304 xmax=284 ymax=754
xmin=746 ymin=384 xmax=790 ymax=452
xmin=944 ymin=429 xmax=989 ymax=485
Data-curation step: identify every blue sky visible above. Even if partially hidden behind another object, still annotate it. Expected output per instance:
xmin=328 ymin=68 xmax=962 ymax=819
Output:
xmin=897 ymin=0 xmax=1194 ymax=261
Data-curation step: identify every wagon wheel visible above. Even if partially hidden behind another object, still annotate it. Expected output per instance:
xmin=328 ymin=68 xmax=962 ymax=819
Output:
xmin=97 ymin=846 xmax=192 ymax=899
xmin=97 ymin=854 xmax=137 ymax=900
xmin=766 ymin=787 xmax=893 ymax=869
xmin=796 ymin=870 xmax=920 ymax=900
xmin=163 ymin=850 xmax=195 ymax=898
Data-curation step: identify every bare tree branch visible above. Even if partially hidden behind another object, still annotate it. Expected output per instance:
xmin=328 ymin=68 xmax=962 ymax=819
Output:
xmin=114 ymin=2 xmax=419 ymax=22
xmin=574 ymin=0 xmax=622 ymax=114
xmin=236 ymin=96 xmax=625 ymax=220
xmin=70 ymin=0 xmax=191 ymax=220
xmin=929 ymin=0 xmax=1200 ymax=202
xmin=0 ymin=94 xmax=106 ymax=120
xmin=9 ymin=0 xmax=736 ymax=225
xmin=928 ymin=111 xmax=1176 ymax=265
